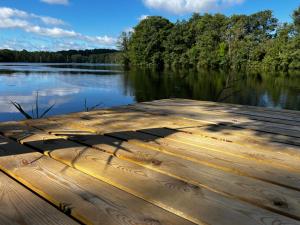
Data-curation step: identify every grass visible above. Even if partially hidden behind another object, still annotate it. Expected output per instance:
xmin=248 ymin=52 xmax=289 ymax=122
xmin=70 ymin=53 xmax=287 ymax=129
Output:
xmin=84 ymin=98 xmax=103 ymax=112
xmin=11 ymin=91 xmax=55 ymax=119
xmin=11 ymin=93 xmax=103 ymax=119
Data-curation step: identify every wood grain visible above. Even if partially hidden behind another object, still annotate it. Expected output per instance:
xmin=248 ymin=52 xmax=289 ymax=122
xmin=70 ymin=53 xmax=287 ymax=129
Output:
xmin=0 ymin=135 xmax=194 ymax=225
xmin=56 ymin=132 xmax=300 ymax=220
xmin=16 ymin=133 xmax=300 ymax=225
xmin=0 ymin=172 xmax=78 ymax=225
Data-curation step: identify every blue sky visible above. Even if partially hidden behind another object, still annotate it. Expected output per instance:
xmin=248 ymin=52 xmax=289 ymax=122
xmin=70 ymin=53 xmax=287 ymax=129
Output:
xmin=0 ymin=0 xmax=299 ymax=51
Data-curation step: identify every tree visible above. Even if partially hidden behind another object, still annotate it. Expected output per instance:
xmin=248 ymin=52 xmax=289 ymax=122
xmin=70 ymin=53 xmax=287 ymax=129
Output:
xmin=293 ymin=6 xmax=300 ymax=33
xmin=118 ymin=31 xmax=131 ymax=67
xmin=127 ymin=16 xmax=173 ymax=68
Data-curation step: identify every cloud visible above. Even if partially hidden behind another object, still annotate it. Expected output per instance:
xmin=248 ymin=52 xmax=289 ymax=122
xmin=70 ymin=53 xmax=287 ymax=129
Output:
xmin=0 ymin=7 xmax=65 ymax=25
xmin=40 ymin=0 xmax=69 ymax=5
xmin=35 ymin=16 xmax=65 ymax=26
xmin=143 ymin=0 xmax=244 ymax=14
xmin=0 ymin=7 xmax=117 ymax=50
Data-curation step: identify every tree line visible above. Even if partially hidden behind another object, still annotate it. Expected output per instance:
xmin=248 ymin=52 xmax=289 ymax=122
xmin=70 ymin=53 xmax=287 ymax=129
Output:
xmin=120 ymin=6 xmax=300 ymax=71
xmin=0 ymin=49 xmax=120 ymax=63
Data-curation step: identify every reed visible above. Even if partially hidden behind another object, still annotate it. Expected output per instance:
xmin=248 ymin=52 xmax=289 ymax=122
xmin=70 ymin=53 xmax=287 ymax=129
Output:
xmin=11 ymin=91 xmax=55 ymax=119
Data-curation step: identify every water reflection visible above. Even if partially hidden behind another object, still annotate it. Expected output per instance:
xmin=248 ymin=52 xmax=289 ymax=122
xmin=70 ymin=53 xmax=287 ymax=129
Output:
xmin=0 ymin=63 xmax=299 ymax=122
xmin=124 ymin=69 xmax=300 ymax=110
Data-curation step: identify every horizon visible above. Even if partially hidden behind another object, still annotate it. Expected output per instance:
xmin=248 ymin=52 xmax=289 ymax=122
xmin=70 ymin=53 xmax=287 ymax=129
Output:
xmin=0 ymin=0 xmax=299 ymax=51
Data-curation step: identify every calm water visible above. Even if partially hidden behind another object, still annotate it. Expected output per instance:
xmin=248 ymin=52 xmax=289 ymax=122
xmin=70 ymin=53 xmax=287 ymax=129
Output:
xmin=0 ymin=63 xmax=299 ymax=122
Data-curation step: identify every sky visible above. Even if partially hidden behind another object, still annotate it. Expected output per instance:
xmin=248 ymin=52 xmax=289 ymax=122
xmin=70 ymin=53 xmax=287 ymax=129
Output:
xmin=0 ymin=0 xmax=299 ymax=51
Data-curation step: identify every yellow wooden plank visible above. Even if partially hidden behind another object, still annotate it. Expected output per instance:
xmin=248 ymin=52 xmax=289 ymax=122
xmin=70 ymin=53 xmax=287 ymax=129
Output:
xmin=0 ymin=171 xmax=78 ymax=225
xmin=137 ymin=128 xmax=300 ymax=171
xmin=149 ymin=99 xmax=300 ymax=118
xmin=45 ymin=132 xmax=300 ymax=220
xmin=39 ymin=104 xmax=300 ymax=146
xmin=3 ymin=115 xmax=299 ymax=169
xmin=0 ymin=135 xmax=193 ymax=225
xmin=92 ymin=130 xmax=300 ymax=191
xmin=176 ymin=123 xmax=300 ymax=154
xmin=25 ymin=113 xmax=180 ymax=136
xmin=15 ymin=133 xmax=300 ymax=225
xmin=131 ymin=103 xmax=300 ymax=135
xmin=13 ymin=102 xmax=299 ymax=147
xmin=19 ymin=114 xmax=300 ymax=172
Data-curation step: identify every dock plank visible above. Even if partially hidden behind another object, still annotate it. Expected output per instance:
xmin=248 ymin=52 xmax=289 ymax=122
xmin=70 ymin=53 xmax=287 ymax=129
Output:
xmin=138 ymin=128 xmax=300 ymax=171
xmin=131 ymin=103 xmax=300 ymax=135
xmin=0 ymin=135 xmax=193 ymax=225
xmin=149 ymin=99 xmax=300 ymax=119
xmin=0 ymin=99 xmax=299 ymax=225
xmin=98 ymin=130 xmax=300 ymax=191
xmin=0 ymin=172 xmax=78 ymax=225
xmin=57 ymin=132 xmax=300 ymax=219
xmin=14 ymin=133 xmax=300 ymax=225
xmin=39 ymin=107 xmax=300 ymax=146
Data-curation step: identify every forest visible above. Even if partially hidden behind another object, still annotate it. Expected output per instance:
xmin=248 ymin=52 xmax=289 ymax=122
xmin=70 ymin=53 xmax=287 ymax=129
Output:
xmin=120 ymin=6 xmax=300 ymax=71
xmin=0 ymin=48 xmax=120 ymax=63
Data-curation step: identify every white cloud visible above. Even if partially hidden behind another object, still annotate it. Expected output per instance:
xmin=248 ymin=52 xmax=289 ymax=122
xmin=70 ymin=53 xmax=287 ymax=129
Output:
xmin=35 ymin=16 xmax=65 ymax=26
xmin=138 ymin=14 xmax=149 ymax=21
xmin=40 ymin=0 xmax=69 ymax=5
xmin=0 ymin=7 xmax=65 ymax=25
xmin=143 ymin=0 xmax=244 ymax=14
xmin=0 ymin=7 xmax=117 ymax=50
xmin=0 ymin=7 xmax=27 ymax=18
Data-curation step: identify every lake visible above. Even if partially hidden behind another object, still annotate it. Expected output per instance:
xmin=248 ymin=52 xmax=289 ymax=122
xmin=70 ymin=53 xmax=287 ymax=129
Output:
xmin=0 ymin=63 xmax=299 ymax=122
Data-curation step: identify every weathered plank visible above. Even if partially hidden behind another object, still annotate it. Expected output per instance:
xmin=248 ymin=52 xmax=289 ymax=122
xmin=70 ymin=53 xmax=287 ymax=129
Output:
xmin=0 ymin=135 xmax=193 ymax=225
xmin=0 ymin=171 xmax=78 ymax=225
xmin=15 ymin=133 xmax=300 ymax=225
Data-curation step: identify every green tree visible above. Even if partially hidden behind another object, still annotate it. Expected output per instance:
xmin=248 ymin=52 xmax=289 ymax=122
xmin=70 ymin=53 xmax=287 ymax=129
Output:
xmin=128 ymin=16 xmax=173 ymax=68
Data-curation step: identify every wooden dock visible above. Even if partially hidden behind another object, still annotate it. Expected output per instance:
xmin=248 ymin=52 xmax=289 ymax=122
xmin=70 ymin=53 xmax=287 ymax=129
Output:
xmin=0 ymin=99 xmax=299 ymax=225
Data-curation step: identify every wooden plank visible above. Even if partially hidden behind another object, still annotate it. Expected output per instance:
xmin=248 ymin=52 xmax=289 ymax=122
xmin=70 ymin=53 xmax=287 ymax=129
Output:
xmin=136 ymin=128 xmax=300 ymax=171
xmin=14 ymin=103 xmax=299 ymax=147
xmin=176 ymin=120 xmax=300 ymax=146
xmin=141 ymin=100 xmax=300 ymax=123
xmin=40 ymin=109 xmax=300 ymax=147
xmin=33 ymin=109 xmax=300 ymax=154
xmin=88 ymin=130 xmax=300 ymax=191
xmin=34 ymin=102 xmax=300 ymax=148
xmin=51 ymin=132 xmax=300 ymax=220
xmin=40 ymin=109 xmax=300 ymax=170
xmin=56 ymin=107 xmax=300 ymax=133
xmin=3 ymin=121 xmax=299 ymax=174
xmin=175 ymin=123 xmax=300 ymax=153
xmin=15 ymin=133 xmax=300 ymax=225
xmin=0 ymin=171 xmax=78 ymax=225
xmin=24 ymin=113 xmax=182 ymax=136
xmin=14 ymin=104 xmax=299 ymax=149
xmin=0 ymin=135 xmax=193 ymax=225
xmin=122 ymin=105 xmax=300 ymax=146
xmin=131 ymin=103 xmax=300 ymax=134
xmin=149 ymin=99 xmax=300 ymax=117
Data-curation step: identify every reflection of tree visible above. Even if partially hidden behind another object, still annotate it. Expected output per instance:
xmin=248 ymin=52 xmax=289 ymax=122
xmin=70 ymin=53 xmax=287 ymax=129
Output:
xmin=214 ymin=75 xmax=242 ymax=102
xmin=124 ymin=68 xmax=300 ymax=110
